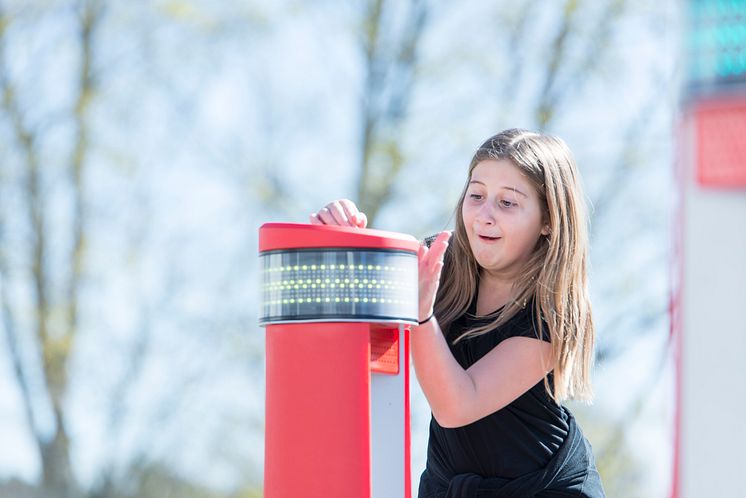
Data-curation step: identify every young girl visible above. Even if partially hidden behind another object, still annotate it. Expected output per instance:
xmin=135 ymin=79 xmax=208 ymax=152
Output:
xmin=310 ymin=128 xmax=606 ymax=497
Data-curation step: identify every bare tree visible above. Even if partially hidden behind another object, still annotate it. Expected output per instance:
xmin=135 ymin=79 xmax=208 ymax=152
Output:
xmin=0 ymin=1 xmax=101 ymax=496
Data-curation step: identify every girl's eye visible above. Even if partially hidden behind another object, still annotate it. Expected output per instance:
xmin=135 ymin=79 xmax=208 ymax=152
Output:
xmin=469 ymin=193 xmax=482 ymax=200
xmin=500 ymin=200 xmax=516 ymax=208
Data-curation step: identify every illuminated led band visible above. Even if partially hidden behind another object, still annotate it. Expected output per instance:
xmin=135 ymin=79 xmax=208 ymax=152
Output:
xmin=259 ymin=248 xmax=418 ymax=325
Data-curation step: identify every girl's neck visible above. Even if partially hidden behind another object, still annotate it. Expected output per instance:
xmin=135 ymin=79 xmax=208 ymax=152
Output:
xmin=476 ymin=272 xmax=515 ymax=316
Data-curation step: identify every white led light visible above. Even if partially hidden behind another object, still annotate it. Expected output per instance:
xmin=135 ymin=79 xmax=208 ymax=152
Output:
xmin=259 ymin=248 xmax=418 ymax=324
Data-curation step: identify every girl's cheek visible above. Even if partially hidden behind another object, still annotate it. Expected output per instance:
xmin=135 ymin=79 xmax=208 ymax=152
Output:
xmin=462 ymin=205 xmax=475 ymax=222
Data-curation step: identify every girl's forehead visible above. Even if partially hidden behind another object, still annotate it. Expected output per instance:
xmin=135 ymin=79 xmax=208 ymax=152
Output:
xmin=471 ymin=159 xmax=532 ymax=188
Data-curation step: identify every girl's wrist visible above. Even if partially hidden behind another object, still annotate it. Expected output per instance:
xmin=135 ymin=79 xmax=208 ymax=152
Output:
xmin=418 ymin=306 xmax=434 ymax=325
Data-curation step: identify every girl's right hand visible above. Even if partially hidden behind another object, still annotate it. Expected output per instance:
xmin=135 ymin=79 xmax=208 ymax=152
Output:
xmin=309 ymin=199 xmax=367 ymax=228
xmin=417 ymin=230 xmax=450 ymax=322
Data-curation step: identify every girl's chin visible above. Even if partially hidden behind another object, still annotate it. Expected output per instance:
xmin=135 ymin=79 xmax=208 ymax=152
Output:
xmin=474 ymin=256 xmax=502 ymax=270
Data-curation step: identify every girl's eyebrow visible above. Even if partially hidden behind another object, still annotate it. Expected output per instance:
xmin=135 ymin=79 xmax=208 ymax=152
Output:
xmin=468 ymin=180 xmax=527 ymax=198
xmin=502 ymin=186 xmax=527 ymax=198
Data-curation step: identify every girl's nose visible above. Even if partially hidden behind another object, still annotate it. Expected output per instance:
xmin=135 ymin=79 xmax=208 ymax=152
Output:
xmin=476 ymin=204 xmax=495 ymax=225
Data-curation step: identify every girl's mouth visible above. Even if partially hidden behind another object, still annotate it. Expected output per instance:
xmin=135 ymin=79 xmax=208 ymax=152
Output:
xmin=478 ymin=235 xmax=501 ymax=242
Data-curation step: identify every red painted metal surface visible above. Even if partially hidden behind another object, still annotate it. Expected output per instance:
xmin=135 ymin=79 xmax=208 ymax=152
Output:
xmin=403 ymin=327 xmax=411 ymax=498
xmin=259 ymin=222 xmax=421 ymax=253
xmin=264 ymin=322 xmax=372 ymax=498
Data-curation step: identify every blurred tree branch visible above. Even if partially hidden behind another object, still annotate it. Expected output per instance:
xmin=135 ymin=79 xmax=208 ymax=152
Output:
xmin=0 ymin=2 xmax=44 ymax=452
xmin=0 ymin=1 xmax=102 ymax=496
xmin=356 ymin=0 xmax=428 ymax=225
xmin=535 ymin=0 xmax=581 ymax=128
xmin=535 ymin=0 xmax=628 ymax=129
xmin=588 ymin=74 xmax=671 ymax=228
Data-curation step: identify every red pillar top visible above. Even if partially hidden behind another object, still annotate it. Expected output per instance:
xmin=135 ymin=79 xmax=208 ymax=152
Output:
xmin=259 ymin=223 xmax=421 ymax=253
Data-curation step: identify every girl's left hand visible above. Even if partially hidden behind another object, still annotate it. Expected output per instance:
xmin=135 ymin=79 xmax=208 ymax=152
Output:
xmin=309 ymin=199 xmax=367 ymax=228
xmin=418 ymin=231 xmax=451 ymax=322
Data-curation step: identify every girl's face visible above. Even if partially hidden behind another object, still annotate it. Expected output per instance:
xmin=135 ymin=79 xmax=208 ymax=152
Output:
xmin=461 ymin=159 xmax=550 ymax=280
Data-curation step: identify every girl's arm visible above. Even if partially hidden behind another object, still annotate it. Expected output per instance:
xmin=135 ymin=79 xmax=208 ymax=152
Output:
xmin=411 ymin=318 xmax=553 ymax=428
xmin=415 ymin=232 xmax=554 ymax=428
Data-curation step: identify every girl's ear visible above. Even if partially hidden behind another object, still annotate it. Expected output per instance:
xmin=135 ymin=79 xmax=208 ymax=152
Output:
xmin=541 ymin=225 xmax=551 ymax=236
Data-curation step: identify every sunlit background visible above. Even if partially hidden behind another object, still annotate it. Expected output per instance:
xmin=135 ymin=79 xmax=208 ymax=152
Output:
xmin=1 ymin=0 xmax=724 ymax=496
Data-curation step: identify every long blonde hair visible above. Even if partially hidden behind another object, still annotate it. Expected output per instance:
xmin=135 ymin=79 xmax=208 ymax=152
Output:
xmin=432 ymin=129 xmax=594 ymax=404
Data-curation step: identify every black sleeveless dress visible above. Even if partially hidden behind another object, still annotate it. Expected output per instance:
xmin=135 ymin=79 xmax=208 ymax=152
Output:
xmin=417 ymin=299 xmax=606 ymax=498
